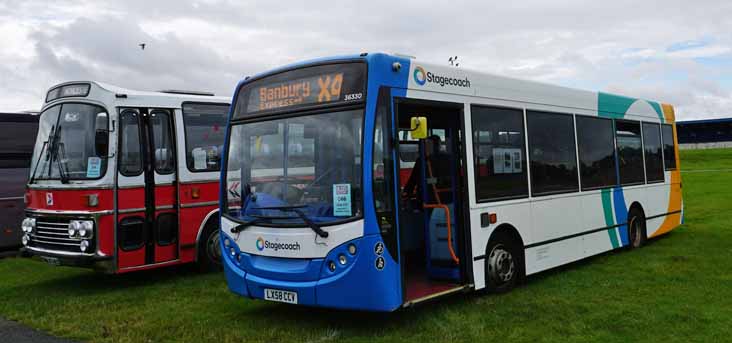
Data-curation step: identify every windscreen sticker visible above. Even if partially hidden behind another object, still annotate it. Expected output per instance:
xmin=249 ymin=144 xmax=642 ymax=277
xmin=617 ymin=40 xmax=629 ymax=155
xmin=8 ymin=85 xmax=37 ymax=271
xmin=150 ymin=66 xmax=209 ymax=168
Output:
xmin=332 ymin=184 xmax=352 ymax=217
xmin=86 ymin=157 xmax=102 ymax=178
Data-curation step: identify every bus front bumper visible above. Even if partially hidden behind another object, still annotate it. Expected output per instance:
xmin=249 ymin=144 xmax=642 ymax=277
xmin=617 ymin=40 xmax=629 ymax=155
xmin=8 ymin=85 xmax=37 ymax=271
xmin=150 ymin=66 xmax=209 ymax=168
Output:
xmin=21 ymin=246 xmax=114 ymax=272
xmin=222 ymin=234 xmax=403 ymax=312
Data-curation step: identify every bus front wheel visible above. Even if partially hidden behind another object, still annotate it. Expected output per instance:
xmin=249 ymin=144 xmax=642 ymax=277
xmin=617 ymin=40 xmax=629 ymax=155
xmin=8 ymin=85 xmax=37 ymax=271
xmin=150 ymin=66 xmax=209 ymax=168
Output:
xmin=485 ymin=234 xmax=520 ymax=293
xmin=197 ymin=223 xmax=223 ymax=272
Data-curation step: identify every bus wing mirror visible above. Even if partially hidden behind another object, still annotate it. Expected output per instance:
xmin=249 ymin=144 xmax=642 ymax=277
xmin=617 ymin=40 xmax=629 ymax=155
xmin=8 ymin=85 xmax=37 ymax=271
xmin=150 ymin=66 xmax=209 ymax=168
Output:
xmin=410 ymin=116 xmax=428 ymax=139
xmin=94 ymin=113 xmax=110 ymax=157
xmin=95 ymin=112 xmax=108 ymax=131
xmin=95 ymin=130 xmax=109 ymax=157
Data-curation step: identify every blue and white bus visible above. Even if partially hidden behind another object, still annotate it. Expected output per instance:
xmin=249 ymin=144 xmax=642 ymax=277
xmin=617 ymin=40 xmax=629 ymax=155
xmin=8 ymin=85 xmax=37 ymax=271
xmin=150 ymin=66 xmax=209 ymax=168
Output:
xmin=220 ymin=53 xmax=683 ymax=311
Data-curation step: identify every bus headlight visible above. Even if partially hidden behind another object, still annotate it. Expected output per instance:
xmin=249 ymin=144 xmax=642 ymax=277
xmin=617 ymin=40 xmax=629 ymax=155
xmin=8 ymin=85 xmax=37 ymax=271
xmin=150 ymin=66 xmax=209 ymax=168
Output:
xmin=21 ymin=218 xmax=36 ymax=233
xmin=80 ymin=240 xmax=90 ymax=252
xmin=21 ymin=234 xmax=30 ymax=246
xmin=68 ymin=220 xmax=94 ymax=239
xmin=338 ymin=254 xmax=347 ymax=265
xmin=347 ymin=243 xmax=357 ymax=255
xmin=78 ymin=221 xmax=94 ymax=238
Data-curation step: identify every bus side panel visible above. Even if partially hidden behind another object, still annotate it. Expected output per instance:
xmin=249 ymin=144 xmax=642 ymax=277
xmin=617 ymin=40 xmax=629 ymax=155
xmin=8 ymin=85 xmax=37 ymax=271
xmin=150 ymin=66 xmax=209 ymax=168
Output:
xmin=117 ymin=187 xmax=146 ymax=269
xmin=580 ymin=190 xmax=616 ymax=256
xmin=178 ymin=205 xmax=217 ymax=262
xmin=470 ymin=202 xmax=531 ymax=290
xmin=641 ymin=183 xmax=671 ymax=237
xmin=179 ymin=181 xmax=219 ymax=262
xmin=97 ymin=214 xmax=115 ymax=256
xmin=153 ymin=184 xmax=177 ymax=263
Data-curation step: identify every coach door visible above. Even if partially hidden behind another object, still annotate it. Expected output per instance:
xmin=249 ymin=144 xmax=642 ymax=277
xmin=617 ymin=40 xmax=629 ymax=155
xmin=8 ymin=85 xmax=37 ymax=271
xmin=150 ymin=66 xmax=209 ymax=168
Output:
xmin=117 ymin=108 xmax=179 ymax=270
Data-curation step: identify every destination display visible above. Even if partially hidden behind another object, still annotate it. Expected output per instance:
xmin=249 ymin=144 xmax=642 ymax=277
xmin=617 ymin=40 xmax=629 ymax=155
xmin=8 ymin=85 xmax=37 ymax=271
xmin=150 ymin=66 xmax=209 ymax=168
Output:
xmin=235 ymin=63 xmax=365 ymax=117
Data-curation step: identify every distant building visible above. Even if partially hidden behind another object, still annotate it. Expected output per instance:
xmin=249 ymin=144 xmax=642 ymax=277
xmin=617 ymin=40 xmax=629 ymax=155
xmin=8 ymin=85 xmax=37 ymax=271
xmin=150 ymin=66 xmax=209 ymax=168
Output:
xmin=676 ymin=118 xmax=732 ymax=149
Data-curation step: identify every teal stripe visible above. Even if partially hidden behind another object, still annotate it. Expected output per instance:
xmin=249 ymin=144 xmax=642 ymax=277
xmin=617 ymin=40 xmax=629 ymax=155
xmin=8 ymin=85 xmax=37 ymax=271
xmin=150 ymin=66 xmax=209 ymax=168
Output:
xmin=601 ymin=189 xmax=619 ymax=248
xmin=648 ymin=101 xmax=665 ymax=123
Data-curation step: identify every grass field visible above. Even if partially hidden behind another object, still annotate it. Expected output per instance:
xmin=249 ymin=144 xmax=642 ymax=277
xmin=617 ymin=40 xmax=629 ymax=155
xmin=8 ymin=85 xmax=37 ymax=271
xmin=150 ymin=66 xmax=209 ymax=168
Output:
xmin=1 ymin=149 xmax=732 ymax=342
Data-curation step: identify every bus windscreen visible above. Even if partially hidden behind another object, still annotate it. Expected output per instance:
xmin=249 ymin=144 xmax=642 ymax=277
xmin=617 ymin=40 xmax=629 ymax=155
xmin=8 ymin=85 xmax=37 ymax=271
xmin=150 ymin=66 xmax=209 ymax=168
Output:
xmin=234 ymin=62 xmax=366 ymax=118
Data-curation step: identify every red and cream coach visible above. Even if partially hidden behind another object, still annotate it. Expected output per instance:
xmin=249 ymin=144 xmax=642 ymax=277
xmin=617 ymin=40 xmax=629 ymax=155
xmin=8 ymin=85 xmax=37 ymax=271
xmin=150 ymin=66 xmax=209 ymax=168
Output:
xmin=21 ymin=81 xmax=230 ymax=273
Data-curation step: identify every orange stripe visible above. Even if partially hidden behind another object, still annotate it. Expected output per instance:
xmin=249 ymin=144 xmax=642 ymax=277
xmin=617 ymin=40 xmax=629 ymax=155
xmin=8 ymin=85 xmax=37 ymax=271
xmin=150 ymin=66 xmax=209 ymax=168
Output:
xmin=652 ymin=104 xmax=682 ymax=237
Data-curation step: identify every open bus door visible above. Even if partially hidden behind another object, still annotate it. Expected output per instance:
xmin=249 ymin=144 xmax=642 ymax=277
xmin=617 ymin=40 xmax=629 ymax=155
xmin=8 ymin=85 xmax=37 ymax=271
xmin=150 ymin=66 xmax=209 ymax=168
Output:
xmin=392 ymin=96 xmax=471 ymax=305
xmin=116 ymin=108 xmax=179 ymax=270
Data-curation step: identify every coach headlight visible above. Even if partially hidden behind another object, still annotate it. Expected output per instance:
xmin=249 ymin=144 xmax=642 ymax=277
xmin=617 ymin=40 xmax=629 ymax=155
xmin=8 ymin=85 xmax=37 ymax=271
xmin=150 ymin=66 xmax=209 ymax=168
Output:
xmin=21 ymin=218 xmax=36 ymax=233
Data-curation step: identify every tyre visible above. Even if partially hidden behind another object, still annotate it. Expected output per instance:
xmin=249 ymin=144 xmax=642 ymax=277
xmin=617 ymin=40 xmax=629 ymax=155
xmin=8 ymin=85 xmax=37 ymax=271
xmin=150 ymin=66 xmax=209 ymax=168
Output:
xmin=197 ymin=223 xmax=223 ymax=272
xmin=627 ymin=210 xmax=646 ymax=249
xmin=485 ymin=234 xmax=521 ymax=293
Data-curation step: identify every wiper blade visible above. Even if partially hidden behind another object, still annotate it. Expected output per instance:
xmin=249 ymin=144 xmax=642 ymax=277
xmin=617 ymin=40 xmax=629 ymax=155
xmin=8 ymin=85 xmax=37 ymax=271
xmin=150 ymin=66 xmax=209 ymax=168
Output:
xmin=29 ymin=125 xmax=56 ymax=184
xmin=249 ymin=205 xmax=329 ymax=238
xmin=28 ymin=140 xmax=49 ymax=185
xmin=49 ymin=127 xmax=69 ymax=184
xmin=230 ymin=218 xmax=263 ymax=234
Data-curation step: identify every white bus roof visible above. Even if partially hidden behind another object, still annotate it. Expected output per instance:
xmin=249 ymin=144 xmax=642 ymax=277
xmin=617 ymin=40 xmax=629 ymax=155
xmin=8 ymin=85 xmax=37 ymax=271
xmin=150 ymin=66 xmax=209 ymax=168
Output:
xmin=42 ymin=81 xmax=231 ymax=111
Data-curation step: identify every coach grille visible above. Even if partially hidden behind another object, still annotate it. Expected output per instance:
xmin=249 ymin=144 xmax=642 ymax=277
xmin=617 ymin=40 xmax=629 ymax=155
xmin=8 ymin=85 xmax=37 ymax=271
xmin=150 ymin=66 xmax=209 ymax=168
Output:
xmin=28 ymin=216 xmax=95 ymax=254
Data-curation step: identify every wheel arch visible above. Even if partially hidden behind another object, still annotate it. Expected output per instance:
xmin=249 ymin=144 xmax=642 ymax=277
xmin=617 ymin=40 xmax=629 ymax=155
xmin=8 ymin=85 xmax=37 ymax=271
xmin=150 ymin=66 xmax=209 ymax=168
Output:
xmin=194 ymin=208 xmax=220 ymax=262
xmin=628 ymin=201 xmax=647 ymax=238
xmin=486 ymin=223 xmax=526 ymax=276
xmin=628 ymin=201 xmax=645 ymax=218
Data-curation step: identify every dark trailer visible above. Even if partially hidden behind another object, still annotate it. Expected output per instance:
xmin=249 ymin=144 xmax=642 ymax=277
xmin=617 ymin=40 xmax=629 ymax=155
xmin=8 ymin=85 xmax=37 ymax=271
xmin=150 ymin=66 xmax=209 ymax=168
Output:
xmin=0 ymin=112 xmax=39 ymax=251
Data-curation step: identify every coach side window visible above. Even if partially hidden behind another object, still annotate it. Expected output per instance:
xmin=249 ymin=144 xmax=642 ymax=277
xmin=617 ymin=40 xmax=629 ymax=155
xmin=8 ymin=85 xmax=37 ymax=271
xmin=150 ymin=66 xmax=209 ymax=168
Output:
xmin=576 ymin=116 xmax=617 ymax=190
xmin=616 ymin=120 xmax=644 ymax=185
xmin=526 ymin=111 xmax=578 ymax=195
xmin=642 ymin=122 xmax=664 ymax=183
xmin=182 ymin=103 xmax=230 ymax=172
xmin=661 ymin=124 xmax=677 ymax=170
xmin=471 ymin=106 xmax=528 ymax=201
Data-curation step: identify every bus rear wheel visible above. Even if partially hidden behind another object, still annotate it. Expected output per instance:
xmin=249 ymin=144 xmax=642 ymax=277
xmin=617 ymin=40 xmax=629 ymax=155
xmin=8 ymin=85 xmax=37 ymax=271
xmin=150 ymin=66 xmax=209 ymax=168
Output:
xmin=627 ymin=211 xmax=646 ymax=249
xmin=197 ymin=223 xmax=223 ymax=272
xmin=485 ymin=235 xmax=520 ymax=293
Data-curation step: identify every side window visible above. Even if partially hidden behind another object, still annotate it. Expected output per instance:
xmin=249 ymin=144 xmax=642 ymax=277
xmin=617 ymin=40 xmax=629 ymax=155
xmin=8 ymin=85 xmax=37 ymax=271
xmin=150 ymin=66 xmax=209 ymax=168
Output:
xmin=119 ymin=110 xmax=143 ymax=176
xmin=150 ymin=110 xmax=175 ymax=174
xmin=0 ymin=120 xmax=39 ymax=169
xmin=526 ymin=110 xmax=578 ymax=196
xmin=576 ymin=116 xmax=617 ymax=190
xmin=471 ymin=105 xmax=528 ymax=201
xmin=662 ymin=124 xmax=677 ymax=170
xmin=642 ymin=122 xmax=663 ymax=182
xmin=616 ymin=120 xmax=644 ymax=185
xmin=182 ymin=103 xmax=230 ymax=172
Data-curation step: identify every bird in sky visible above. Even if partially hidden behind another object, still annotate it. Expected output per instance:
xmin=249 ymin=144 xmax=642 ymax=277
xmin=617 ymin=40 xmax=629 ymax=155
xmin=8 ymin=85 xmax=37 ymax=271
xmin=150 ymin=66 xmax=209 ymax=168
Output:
xmin=139 ymin=43 xmax=146 ymax=50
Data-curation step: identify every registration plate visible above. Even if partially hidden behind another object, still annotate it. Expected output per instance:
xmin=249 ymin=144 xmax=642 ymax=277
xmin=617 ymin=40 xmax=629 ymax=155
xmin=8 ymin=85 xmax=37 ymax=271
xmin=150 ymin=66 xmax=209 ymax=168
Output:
xmin=264 ymin=288 xmax=298 ymax=304
xmin=40 ymin=256 xmax=61 ymax=266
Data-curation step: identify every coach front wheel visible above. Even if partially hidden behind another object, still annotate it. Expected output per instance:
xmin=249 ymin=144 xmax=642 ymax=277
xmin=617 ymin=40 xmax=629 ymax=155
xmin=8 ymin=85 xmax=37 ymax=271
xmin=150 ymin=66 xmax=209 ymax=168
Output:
xmin=485 ymin=236 xmax=520 ymax=293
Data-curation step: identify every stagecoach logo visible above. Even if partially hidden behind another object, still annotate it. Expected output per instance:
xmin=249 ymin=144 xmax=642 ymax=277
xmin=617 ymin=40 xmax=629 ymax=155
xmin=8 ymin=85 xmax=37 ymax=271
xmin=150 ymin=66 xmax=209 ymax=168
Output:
xmin=413 ymin=65 xmax=471 ymax=88
xmin=413 ymin=66 xmax=427 ymax=86
xmin=256 ymin=237 xmax=265 ymax=251
xmin=45 ymin=192 xmax=53 ymax=206
xmin=255 ymin=237 xmax=301 ymax=252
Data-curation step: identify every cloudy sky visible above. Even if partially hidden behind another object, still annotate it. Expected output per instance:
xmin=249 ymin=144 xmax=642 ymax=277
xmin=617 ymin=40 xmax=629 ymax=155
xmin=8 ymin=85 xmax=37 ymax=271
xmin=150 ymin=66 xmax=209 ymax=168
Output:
xmin=1 ymin=0 xmax=730 ymax=119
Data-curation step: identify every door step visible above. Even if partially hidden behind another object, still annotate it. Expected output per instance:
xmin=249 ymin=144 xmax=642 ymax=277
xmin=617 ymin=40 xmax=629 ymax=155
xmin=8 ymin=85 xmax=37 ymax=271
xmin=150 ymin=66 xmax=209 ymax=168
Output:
xmin=403 ymin=284 xmax=472 ymax=307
